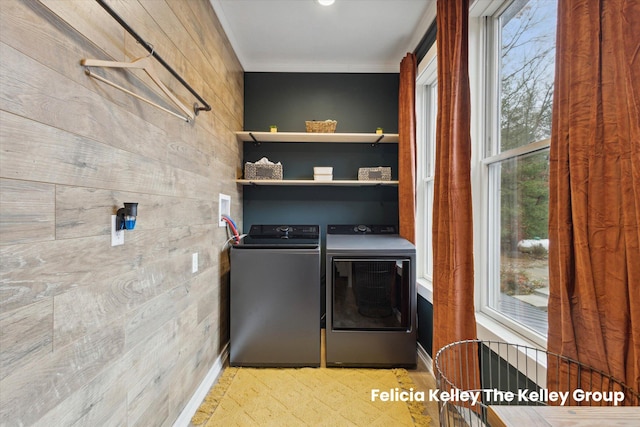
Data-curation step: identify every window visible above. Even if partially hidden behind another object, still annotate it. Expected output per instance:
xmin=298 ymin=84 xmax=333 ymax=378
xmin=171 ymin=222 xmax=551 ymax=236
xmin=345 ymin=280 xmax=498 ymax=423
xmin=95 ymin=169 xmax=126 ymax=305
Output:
xmin=416 ymin=48 xmax=437 ymax=289
xmin=482 ymin=0 xmax=557 ymax=343
xmin=415 ymin=0 xmax=557 ymax=344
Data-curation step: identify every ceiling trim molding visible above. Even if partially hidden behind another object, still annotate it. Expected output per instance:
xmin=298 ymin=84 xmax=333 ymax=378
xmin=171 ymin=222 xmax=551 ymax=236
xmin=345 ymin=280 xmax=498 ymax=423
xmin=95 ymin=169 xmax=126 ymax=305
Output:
xmin=209 ymin=0 xmax=248 ymax=70
xmin=242 ymin=61 xmax=402 ymax=74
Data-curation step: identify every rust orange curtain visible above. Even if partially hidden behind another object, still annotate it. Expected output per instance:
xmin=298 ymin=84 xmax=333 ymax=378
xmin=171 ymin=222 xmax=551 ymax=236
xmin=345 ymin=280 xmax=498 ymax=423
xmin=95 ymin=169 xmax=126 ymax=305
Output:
xmin=548 ymin=0 xmax=640 ymax=398
xmin=432 ymin=0 xmax=477 ymax=359
xmin=398 ymin=53 xmax=417 ymax=243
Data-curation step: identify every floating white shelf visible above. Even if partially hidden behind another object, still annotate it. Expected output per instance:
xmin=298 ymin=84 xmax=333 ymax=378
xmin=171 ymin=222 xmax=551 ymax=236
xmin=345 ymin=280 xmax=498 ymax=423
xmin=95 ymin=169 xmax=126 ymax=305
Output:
xmin=237 ymin=131 xmax=399 ymax=186
xmin=235 ymin=131 xmax=399 ymax=144
xmin=236 ymin=179 xmax=399 ymax=186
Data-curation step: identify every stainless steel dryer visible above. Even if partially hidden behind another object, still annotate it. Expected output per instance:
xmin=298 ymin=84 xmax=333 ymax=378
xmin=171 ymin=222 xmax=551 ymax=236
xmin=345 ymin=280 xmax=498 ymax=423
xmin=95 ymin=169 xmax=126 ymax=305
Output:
xmin=230 ymin=224 xmax=320 ymax=367
xmin=325 ymin=224 xmax=416 ymax=368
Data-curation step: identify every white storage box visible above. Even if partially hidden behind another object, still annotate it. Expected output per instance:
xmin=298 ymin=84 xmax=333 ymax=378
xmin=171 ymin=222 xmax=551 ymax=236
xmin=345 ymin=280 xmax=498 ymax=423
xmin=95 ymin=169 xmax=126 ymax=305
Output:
xmin=314 ymin=167 xmax=333 ymax=181
xmin=314 ymin=174 xmax=333 ymax=181
xmin=314 ymin=167 xmax=333 ymax=175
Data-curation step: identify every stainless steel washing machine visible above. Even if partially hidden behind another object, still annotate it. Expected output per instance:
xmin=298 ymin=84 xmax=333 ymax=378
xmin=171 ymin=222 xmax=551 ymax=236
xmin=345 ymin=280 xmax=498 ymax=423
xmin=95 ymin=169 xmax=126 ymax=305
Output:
xmin=230 ymin=224 xmax=321 ymax=367
xmin=325 ymin=224 xmax=416 ymax=368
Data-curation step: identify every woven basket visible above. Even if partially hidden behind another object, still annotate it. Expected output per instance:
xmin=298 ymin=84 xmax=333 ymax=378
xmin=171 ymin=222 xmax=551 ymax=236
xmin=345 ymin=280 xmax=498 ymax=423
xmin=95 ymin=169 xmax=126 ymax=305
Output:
xmin=358 ymin=167 xmax=391 ymax=181
xmin=305 ymin=120 xmax=337 ymax=133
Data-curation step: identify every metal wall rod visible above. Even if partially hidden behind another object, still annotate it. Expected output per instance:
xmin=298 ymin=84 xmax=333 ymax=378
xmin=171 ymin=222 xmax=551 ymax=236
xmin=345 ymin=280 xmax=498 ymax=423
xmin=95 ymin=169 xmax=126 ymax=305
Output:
xmin=95 ymin=0 xmax=212 ymax=115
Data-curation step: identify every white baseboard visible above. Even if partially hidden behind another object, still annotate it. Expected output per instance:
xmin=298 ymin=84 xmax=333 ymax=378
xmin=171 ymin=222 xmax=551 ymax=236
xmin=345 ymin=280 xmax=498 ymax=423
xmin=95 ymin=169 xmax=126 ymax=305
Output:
xmin=173 ymin=343 xmax=229 ymax=427
xmin=417 ymin=343 xmax=435 ymax=377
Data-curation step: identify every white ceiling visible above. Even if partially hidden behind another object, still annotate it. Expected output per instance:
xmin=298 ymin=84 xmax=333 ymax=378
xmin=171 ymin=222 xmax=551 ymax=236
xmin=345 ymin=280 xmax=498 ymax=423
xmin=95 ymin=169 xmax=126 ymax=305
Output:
xmin=209 ymin=0 xmax=436 ymax=73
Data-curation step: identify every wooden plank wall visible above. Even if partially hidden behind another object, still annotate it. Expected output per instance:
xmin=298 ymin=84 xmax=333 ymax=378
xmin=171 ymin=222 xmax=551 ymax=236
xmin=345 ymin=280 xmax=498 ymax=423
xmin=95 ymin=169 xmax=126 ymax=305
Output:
xmin=0 ymin=0 xmax=243 ymax=425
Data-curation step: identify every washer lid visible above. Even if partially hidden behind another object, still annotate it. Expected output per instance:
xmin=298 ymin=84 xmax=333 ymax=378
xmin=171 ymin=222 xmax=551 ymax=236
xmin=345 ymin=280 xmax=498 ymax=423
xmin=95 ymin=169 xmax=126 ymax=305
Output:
xmin=237 ymin=224 xmax=320 ymax=248
xmin=325 ymin=233 xmax=415 ymax=253
xmin=249 ymin=224 xmax=319 ymax=238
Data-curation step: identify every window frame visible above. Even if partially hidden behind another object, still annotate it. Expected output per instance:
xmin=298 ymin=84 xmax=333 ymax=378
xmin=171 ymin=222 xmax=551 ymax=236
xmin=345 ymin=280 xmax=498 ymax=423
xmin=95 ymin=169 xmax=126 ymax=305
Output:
xmin=416 ymin=45 xmax=438 ymax=301
xmin=477 ymin=0 xmax=554 ymax=348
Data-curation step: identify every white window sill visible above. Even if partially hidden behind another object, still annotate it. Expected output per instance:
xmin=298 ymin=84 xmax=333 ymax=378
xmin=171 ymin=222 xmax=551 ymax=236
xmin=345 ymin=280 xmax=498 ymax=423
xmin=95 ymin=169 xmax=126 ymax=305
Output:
xmin=475 ymin=311 xmax=544 ymax=350
xmin=417 ymin=278 xmax=433 ymax=303
xmin=418 ymin=277 xmax=544 ymax=350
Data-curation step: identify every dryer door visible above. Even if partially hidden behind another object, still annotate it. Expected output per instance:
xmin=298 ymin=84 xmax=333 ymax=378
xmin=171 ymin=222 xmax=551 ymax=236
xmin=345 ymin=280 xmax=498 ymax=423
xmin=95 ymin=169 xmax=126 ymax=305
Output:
xmin=331 ymin=257 xmax=411 ymax=331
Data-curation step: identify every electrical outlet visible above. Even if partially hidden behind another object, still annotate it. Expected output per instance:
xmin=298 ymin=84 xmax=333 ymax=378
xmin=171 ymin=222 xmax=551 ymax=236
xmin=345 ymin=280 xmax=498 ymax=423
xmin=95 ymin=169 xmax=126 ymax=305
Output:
xmin=219 ymin=193 xmax=231 ymax=227
xmin=111 ymin=215 xmax=124 ymax=246
xmin=192 ymin=252 xmax=198 ymax=273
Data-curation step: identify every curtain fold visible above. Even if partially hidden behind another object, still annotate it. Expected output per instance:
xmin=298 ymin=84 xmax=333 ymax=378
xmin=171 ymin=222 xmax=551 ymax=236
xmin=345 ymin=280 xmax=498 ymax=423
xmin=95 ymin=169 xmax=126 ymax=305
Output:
xmin=548 ymin=0 xmax=640 ymax=399
xmin=398 ymin=53 xmax=417 ymax=244
xmin=432 ymin=0 xmax=477 ymax=359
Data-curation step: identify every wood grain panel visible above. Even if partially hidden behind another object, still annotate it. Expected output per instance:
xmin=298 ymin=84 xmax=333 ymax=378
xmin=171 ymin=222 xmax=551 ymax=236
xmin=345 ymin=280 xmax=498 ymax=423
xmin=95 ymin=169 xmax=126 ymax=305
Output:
xmin=40 ymin=0 xmax=218 ymax=135
xmin=125 ymin=299 xmax=200 ymax=426
xmin=55 ymin=186 xmax=215 ymax=239
xmin=55 ymin=187 xmax=129 ymax=239
xmin=1 ymin=0 xmax=241 ymax=424
xmin=0 ymin=224 xmax=216 ymax=312
xmin=0 ymin=179 xmax=55 ymax=245
xmin=33 ymin=375 xmax=128 ymax=427
xmin=119 ymin=0 xmax=202 ymax=88
xmin=135 ymin=0 xmax=213 ymax=92
xmin=0 ymin=42 xmax=171 ymax=165
xmin=124 ymin=283 xmax=191 ymax=350
xmin=166 ymin=0 xmax=244 ymax=124
xmin=36 ymin=0 xmax=129 ymax=63
xmin=0 ymin=0 xmax=178 ymax=133
xmin=0 ymin=321 xmax=125 ymax=426
xmin=39 ymin=277 xmax=204 ymax=426
xmin=0 ymin=299 xmax=53 ymax=381
xmin=0 ymin=43 xmax=217 ymax=183
xmin=162 ymin=0 xmax=230 ymax=92
xmin=126 ymin=304 xmax=199 ymax=426
xmin=1 ymin=1 xmax=222 ymax=171
xmin=0 ymin=234 xmax=132 ymax=312
xmin=0 ymin=0 xmax=120 ymax=84
xmin=53 ymin=253 xmax=193 ymax=349
xmin=0 ymin=112 xmax=216 ymax=199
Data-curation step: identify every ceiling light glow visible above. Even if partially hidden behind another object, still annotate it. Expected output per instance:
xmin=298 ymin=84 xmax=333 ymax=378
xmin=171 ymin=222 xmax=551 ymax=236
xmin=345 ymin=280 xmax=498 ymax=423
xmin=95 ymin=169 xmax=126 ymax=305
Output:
xmin=317 ymin=0 xmax=335 ymax=6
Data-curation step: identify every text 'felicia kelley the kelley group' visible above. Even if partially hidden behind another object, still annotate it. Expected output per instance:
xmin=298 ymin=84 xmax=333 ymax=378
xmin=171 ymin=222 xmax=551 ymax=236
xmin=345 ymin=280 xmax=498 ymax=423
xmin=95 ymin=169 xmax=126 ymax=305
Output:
xmin=370 ymin=388 xmax=626 ymax=406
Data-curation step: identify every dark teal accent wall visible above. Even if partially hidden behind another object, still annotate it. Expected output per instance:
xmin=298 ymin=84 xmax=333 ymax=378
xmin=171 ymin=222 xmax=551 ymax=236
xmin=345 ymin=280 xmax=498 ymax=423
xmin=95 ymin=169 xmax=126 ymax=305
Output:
xmin=480 ymin=344 xmax=541 ymax=405
xmin=244 ymin=73 xmax=399 ymax=133
xmin=418 ymin=295 xmax=434 ymax=357
xmin=242 ymin=72 xmax=400 ymax=230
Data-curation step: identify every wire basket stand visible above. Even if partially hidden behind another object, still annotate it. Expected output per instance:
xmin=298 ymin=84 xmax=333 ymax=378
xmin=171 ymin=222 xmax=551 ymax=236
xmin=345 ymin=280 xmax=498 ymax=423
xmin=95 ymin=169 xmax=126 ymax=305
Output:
xmin=434 ymin=340 xmax=639 ymax=427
